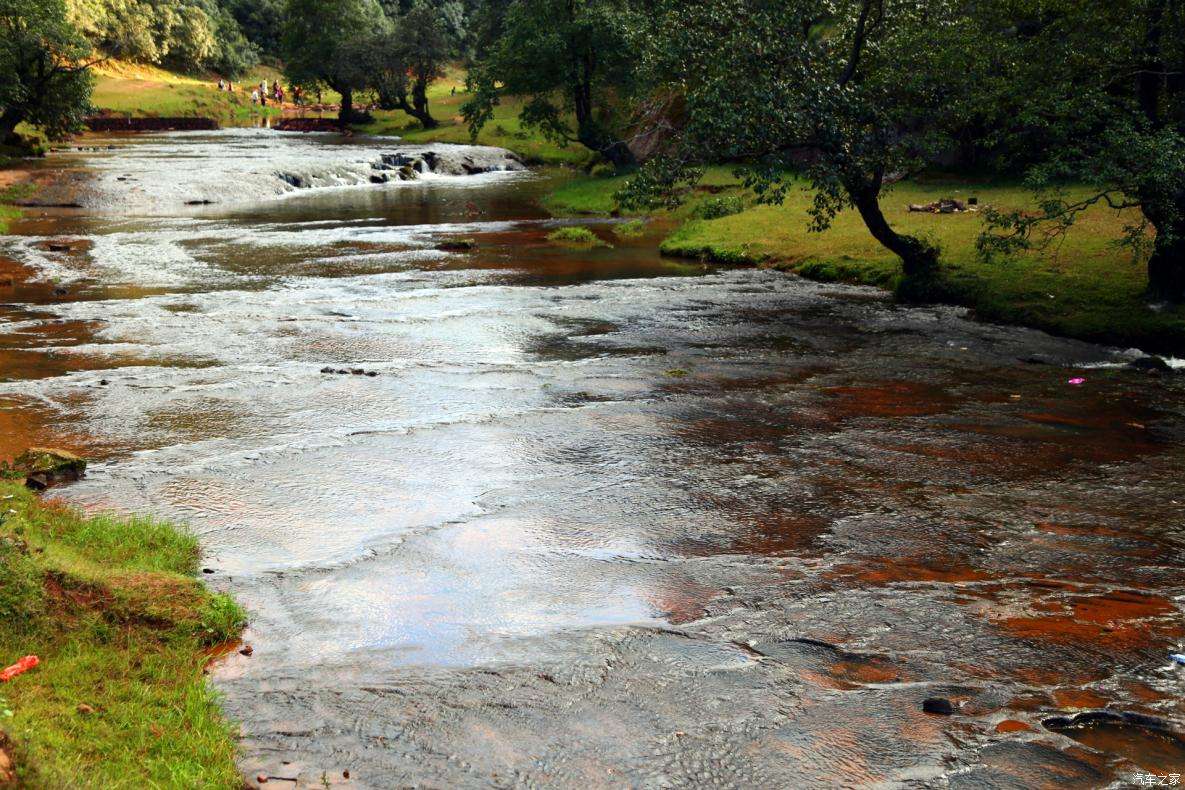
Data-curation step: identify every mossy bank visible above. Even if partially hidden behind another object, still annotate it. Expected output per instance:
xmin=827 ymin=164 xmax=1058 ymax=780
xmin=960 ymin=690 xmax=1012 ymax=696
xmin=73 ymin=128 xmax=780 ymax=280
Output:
xmin=0 ymin=478 xmax=245 ymax=788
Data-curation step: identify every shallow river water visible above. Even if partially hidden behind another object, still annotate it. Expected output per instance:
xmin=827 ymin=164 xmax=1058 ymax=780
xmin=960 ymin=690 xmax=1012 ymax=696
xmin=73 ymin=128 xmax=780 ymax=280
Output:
xmin=3 ymin=130 xmax=1185 ymax=788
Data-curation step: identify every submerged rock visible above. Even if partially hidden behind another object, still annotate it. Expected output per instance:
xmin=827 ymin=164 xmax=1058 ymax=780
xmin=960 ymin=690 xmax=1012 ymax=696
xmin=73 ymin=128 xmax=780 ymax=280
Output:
xmin=437 ymin=239 xmax=476 ymax=252
xmin=1128 ymin=355 xmax=1173 ymax=374
xmin=922 ymin=697 xmax=955 ymax=715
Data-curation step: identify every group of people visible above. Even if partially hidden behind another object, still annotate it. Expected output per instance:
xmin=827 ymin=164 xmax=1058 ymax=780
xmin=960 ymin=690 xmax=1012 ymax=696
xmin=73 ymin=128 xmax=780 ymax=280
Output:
xmin=215 ymin=77 xmax=305 ymax=109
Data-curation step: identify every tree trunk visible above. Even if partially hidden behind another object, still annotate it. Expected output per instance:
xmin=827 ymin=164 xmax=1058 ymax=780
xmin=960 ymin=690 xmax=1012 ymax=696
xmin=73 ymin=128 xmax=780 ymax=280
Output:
xmin=1147 ymin=218 xmax=1185 ymax=302
xmin=410 ymin=77 xmax=437 ymax=129
xmin=0 ymin=106 xmax=25 ymax=144
xmin=850 ymin=184 xmax=939 ymax=276
xmin=338 ymin=88 xmax=353 ymax=124
xmin=849 ymin=179 xmax=941 ymax=300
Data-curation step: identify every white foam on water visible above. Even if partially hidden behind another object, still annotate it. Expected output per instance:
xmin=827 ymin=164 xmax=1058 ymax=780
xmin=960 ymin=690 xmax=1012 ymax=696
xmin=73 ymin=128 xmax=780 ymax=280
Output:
xmin=56 ymin=128 xmax=529 ymax=214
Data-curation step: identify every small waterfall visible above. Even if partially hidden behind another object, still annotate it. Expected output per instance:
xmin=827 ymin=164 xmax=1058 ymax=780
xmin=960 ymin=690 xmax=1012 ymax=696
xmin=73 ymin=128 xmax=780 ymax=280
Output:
xmin=26 ymin=129 xmax=529 ymax=214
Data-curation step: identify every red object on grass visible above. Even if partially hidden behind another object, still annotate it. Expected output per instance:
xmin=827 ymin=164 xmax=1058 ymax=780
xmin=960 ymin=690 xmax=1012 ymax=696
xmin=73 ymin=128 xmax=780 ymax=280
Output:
xmin=0 ymin=655 xmax=40 ymax=682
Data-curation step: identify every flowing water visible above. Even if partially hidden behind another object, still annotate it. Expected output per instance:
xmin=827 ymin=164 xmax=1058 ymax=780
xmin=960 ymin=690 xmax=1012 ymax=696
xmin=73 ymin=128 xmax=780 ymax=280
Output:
xmin=3 ymin=129 xmax=1185 ymax=788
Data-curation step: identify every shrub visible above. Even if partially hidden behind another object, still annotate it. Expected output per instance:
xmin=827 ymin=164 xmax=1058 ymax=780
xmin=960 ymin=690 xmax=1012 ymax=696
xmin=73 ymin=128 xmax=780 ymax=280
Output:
xmin=546 ymin=226 xmax=610 ymax=248
xmin=613 ymin=219 xmax=646 ymax=238
xmin=692 ymin=195 xmax=745 ymax=220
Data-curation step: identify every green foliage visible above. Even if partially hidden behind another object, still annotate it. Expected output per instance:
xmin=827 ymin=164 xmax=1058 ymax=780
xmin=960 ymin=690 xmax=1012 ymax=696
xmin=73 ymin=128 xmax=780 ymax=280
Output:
xmin=972 ymin=1 xmax=1185 ymax=300
xmin=66 ymin=0 xmax=260 ymax=78
xmin=0 ymin=535 xmax=44 ymax=625
xmin=589 ymin=162 xmax=616 ymax=178
xmin=226 ymin=0 xmax=284 ymax=56
xmin=656 ymin=176 xmax=1185 ymax=350
xmin=613 ymin=219 xmax=646 ymax=238
xmin=464 ymin=0 xmax=641 ymax=163
xmin=283 ymin=0 xmax=387 ymax=117
xmin=0 ymin=0 xmax=96 ymax=140
xmin=198 ymin=592 xmax=247 ymax=644
xmin=362 ymin=0 xmax=451 ymax=127
xmin=625 ymin=1 xmax=998 ymax=288
xmin=691 ymin=195 xmax=744 ymax=221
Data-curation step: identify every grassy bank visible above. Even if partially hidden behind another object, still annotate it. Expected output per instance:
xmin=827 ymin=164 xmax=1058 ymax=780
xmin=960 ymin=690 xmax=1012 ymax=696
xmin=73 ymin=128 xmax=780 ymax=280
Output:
xmin=91 ymin=62 xmax=591 ymax=165
xmin=0 ymin=480 xmax=245 ymax=788
xmin=92 ymin=61 xmax=284 ymax=125
xmin=0 ymin=184 xmax=34 ymax=234
xmin=544 ymin=171 xmax=1185 ymax=353
xmin=356 ymin=68 xmax=590 ymax=166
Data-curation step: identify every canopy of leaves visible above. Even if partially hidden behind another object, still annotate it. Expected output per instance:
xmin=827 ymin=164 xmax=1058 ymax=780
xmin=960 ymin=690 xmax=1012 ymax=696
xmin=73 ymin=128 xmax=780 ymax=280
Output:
xmin=624 ymin=1 xmax=982 ymax=224
xmin=0 ymin=0 xmax=96 ymax=139
xmin=65 ymin=0 xmax=260 ymax=77
xmin=464 ymin=0 xmax=642 ymax=157
xmin=973 ymin=0 xmax=1185 ymax=290
xmin=283 ymin=0 xmax=388 ymax=93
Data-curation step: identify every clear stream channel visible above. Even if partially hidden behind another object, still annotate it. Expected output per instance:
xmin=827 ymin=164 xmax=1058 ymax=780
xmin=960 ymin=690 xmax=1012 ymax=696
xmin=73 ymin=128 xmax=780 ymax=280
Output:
xmin=3 ymin=129 xmax=1185 ymax=788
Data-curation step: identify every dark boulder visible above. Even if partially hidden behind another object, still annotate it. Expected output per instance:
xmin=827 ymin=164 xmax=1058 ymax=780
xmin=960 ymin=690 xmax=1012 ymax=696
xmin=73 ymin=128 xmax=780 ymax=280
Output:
xmin=922 ymin=697 xmax=955 ymax=715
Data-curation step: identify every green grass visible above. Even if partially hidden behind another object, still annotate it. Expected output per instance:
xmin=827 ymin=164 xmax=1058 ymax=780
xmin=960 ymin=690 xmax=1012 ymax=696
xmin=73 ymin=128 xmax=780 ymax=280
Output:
xmin=91 ymin=62 xmax=593 ymax=164
xmin=91 ymin=62 xmax=286 ymax=124
xmin=541 ymin=166 xmax=742 ymax=217
xmin=0 ymin=481 xmax=245 ymax=788
xmin=612 ymin=219 xmax=647 ymax=239
xmin=0 ymin=205 xmax=18 ymax=235
xmin=0 ymin=184 xmax=33 ymax=234
xmin=546 ymin=226 xmax=610 ymax=248
xmin=353 ymin=67 xmax=591 ymax=165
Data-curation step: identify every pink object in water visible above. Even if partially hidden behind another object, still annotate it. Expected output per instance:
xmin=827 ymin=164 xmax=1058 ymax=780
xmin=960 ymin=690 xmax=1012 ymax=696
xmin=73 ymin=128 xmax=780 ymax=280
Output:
xmin=1068 ymin=377 xmax=1087 ymax=386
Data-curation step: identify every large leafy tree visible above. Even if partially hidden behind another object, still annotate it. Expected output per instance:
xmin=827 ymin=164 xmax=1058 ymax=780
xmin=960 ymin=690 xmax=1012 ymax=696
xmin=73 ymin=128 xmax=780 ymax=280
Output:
xmin=65 ymin=0 xmax=259 ymax=76
xmin=0 ymin=0 xmax=96 ymax=142
xmin=463 ymin=0 xmax=642 ymax=165
xmin=979 ymin=1 xmax=1185 ymax=302
xmin=226 ymin=0 xmax=284 ymax=57
xmin=283 ymin=0 xmax=388 ymax=122
xmin=365 ymin=0 xmax=450 ymax=128
xmin=623 ymin=0 xmax=982 ymax=297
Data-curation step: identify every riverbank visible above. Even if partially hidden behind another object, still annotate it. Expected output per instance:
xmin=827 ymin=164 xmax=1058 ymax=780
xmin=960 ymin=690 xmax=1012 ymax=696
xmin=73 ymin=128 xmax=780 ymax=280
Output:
xmin=89 ymin=62 xmax=591 ymax=166
xmin=543 ymin=171 xmax=1185 ymax=355
xmin=91 ymin=61 xmax=284 ymax=126
xmin=0 ymin=478 xmax=245 ymax=787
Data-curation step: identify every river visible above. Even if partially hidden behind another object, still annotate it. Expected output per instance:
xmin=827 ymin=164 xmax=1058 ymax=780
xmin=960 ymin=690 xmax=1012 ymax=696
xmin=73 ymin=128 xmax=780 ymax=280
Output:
xmin=2 ymin=129 xmax=1185 ymax=787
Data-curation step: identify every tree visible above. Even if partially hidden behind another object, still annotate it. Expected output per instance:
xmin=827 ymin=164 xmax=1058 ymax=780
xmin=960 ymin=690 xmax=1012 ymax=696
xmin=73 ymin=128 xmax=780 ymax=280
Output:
xmin=978 ymin=1 xmax=1185 ymax=302
xmin=226 ymin=0 xmax=284 ymax=57
xmin=621 ymin=0 xmax=983 ymax=298
xmin=366 ymin=0 xmax=450 ymax=128
xmin=0 ymin=0 xmax=96 ymax=142
xmin=463 ymin=0 xmax=641 ymax=166
xmin=283 ymin=0 xmax=388 ymax=122
xmin=199 ymin=0 xmax=260 ymax=79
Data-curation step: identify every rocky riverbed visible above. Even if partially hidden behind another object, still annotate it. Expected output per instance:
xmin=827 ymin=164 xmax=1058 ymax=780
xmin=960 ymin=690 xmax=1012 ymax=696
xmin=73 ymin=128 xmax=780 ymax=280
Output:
xmin=1 ymin=131 xmax=1184 ymax=787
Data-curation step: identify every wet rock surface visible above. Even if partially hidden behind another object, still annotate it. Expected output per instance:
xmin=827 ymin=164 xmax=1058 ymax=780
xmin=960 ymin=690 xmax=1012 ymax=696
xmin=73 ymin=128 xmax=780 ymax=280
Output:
xmin=2 ymin=133 xmax=1185 ymax=787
